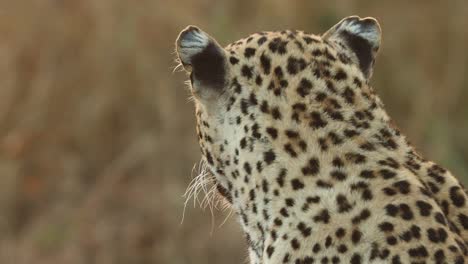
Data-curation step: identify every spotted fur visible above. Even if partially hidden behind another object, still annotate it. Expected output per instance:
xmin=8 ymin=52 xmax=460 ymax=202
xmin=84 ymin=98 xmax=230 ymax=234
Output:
xmin=176 ymin=16 xmax=468 ymax=264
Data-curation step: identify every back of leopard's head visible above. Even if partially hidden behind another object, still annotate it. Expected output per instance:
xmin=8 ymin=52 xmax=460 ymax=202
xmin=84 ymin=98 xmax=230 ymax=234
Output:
xmin=176 ymin=15 xmax=397 ymax=258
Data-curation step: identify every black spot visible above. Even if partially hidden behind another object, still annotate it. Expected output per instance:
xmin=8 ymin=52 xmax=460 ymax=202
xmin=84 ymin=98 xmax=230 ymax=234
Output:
xmin=399 ymin=203 xmax=414 ymax=220
xmin=344 ymin=129 xmax=359 ymax=138
xmin=458 ymin=213 xmax=468 ymax=229
xmin=391 ymin=255 xmax=401 ymax=264
xmin=216 ymin=184 xmax=232 ymax=204
xmin=379 ymin=169 xmax=396 ymax=179
xmin=385 ymin=204 xmax=399 ymax=217
xmin=274 ymin=66 xmax=284 ymax=79
xmin=268 ymin=37 xmax=288 ymax=54
xmin=415 ymin=200 xmax=433 ymax=216
xmin=263 ymin=150 xmax=276 ymax=165
xmin=284 ymin=143 xmax=298 ymax=157
xmin=334 ymin=68 xmax=347 ymax=81
xmin=450 ymin=186 xmax=466 ymax=207
xmin=297 ymin=222 xmax=312 ymax=237
xmin=285 ymin=198 xmax=295 ymax=207
xmin=239 ymin=137 xmax=247 ymax=149
xmin=294 ymin=40 xmax=304 ymax=51
xmin=318 ymin=138 xmax=328 ymax=151
xmin=280 ymin=207 xmax=289 ymax=217
xmin=266 ymin=127 xmax=278 ymax=139
xmin=332 ymin=157 xmax=344 ymax=167
xmin=335 ymin=228 xmax=346 ymax=238
xmin=266 ymin=245 xmax=275 ymax=258
xmin=399 ymin=230 xmax=412 ymax=242
xmin=301 ymin=158 xmax=320 ymax=176
xmin=307 ymin=196 xmax=320 ymax=203
xmin=205 ymin=151 xmax=214 ymax=165
xmin=386 ymin=236 xmax=397 ymax=245
xmin=427 ymin=228 xmax=448 ymax=243
xmin=351 ymin=209 xmax=371 ymax=224
xmin=325 ymin=236 xmax=332 ymax=247
xmin=408 ymin=246 xmax=429 ymax=257
xmin=350 ymin=253 xmax=361 ymax=264
xmin=351 ymin=229 xmax=362 ymax=244
xmin=316 ymin=92 xmax=327 ymax=102
xmin=229 ymin=56 xmax=239 ymax=65
xmin=312 ymin=243 xmax=321 ymax=253
xmin=342 ymin=87 xmax=355 ymax=104
xmin=337 ymin=244 xmax=348 ymax=253
xmin=259 ymin=101 xmax=269 ymax=113
xmin=382 ymin=187 xmax=397 ymax=196
xmin=359 ymin=170 xmax=375 ymax=179
xmin=298 ymin=140 xmax=307 ymax=151
xmin=271 ymin=107 xmax=282 ymax=120
xmin=261 ymin=179 xmax=268 ymax=192
xmin=392 ymin=180 xmax=410 ymax=194
xmin=313 ymin=209 xmax=330 ymax=223
xmin=330 ymin=170 xmax=346 ymax=181
xmin=244 ymin=47 xmax=256 ymax=58
xmin=249 ymin=189 xmax=256 ymax=201
xmin=244 ymin=162 xmax=252 ymax=175
xmin=291 ymin=238 xmax=301 ymax=249
xmin=309 ymin=111 xmax=327 ymax=129
xmin=255 ymin=75 xmax=263 ymax=85
xmin=316 ymin=180 xmax=333 ymax=189
xmin=232 ymin=79 xmax=242 ymax=93
xmin=434 ymin=249 xmax=446 ymax=263
xmin=292 ymin=102 xmax=306 ymax=111
xmin=257 ymin=36 xmax=267 ymax=45
xmin=287 ymin=56 xmax=307 ymax=75
xmin=249 ymin=92 xmax=258 ymax=105
xmin=379 ymin=222 xmax=394 ymax=232
xmin=291 ymin=179 xmax=305 ymax=190
xmin=328 ymin=132 xmax=343 ymax=145
xmin=260 ymin=53 xmax=271 ymax=74
xmin=326 ymin=110 xmax=344 ymax=121
xmin=241 ymin=65 xmax=253 ymax=79
xmin=336 ymin=194 xmax=353 ymax=213
xmin=434 ymin=212 xmax=447 ymax=226
xmin=296 ymin=78 xmax=313 ymax=97
xmin=427 ymin=165 xmax=446 ymax=184
xmin=285 ymin=130 xmax=299 ymax=138
xmin=251 ymin=123 xmax=261 ymax=138
xmin=345 ymin=152 xmax=366 ymax=164
xmin=276 ymin=168 xmax=287 ymax=187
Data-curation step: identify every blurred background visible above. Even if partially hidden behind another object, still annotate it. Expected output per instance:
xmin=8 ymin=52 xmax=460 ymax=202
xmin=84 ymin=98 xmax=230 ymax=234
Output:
xmin=0 ymin=0 xmax=467 ymax=263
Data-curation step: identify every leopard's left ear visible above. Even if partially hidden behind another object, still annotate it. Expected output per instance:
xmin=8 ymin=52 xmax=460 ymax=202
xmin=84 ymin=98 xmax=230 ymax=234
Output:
xmin=323 ymin=16 xmax=381 ymax=79
xmin=176 ymin=26 xmax=227 ymax=97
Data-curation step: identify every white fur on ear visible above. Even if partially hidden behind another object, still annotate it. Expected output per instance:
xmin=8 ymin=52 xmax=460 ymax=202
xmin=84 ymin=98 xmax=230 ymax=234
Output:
xmin=335 ymin=17 xmax=381 ymax=47
xmin=176 ymin=26 xmax=210 ymax=66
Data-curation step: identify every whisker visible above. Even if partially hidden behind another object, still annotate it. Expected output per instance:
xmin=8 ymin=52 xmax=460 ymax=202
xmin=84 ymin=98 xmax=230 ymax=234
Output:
xmin=218 ymin=208 xmax=234 ymax=228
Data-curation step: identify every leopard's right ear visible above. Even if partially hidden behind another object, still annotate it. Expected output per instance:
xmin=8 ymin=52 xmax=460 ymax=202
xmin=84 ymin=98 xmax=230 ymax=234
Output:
xmin=176 ymin=26 xmax=227 ymax=97
xmin=323 ymin=16 xmax=381 ymax=80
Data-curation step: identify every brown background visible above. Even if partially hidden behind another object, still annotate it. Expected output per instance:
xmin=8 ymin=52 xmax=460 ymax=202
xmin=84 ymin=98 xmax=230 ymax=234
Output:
xmin=1 ymin=1 xmax=467 ymax=263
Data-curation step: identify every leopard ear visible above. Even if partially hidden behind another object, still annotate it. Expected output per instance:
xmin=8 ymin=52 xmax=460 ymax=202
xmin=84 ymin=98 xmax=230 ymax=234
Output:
xmin=176 ymin=26 xmax=227 ymax=96
xmin=323 ymin=16 xmax=381 ymax=79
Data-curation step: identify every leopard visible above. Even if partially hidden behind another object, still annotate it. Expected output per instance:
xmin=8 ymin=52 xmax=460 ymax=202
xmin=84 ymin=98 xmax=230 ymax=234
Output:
xmin=175 ymin=16 xmax=468 ymax=264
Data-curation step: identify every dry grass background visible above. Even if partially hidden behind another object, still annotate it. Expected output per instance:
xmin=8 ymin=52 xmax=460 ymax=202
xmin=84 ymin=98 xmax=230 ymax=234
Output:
xmin=0 ymin=0 xmax=467 ymax=263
